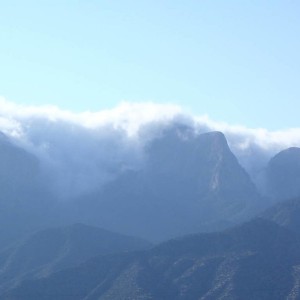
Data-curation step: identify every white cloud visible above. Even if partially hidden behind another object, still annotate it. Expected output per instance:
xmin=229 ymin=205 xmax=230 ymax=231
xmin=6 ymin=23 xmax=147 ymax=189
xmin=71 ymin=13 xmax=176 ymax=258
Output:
xmin=0 ymin=97 xmax=299 ymax=198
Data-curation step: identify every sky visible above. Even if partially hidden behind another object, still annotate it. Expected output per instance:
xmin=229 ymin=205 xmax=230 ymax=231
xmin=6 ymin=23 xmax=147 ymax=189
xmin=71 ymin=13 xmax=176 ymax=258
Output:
xmin=0 ymin=1 xmax=299 ymax=130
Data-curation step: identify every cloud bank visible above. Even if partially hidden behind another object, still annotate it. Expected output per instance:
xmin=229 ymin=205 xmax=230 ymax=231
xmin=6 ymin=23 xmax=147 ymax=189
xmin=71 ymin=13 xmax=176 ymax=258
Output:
xmin=0 ymin=97 xmax=299 ymax=198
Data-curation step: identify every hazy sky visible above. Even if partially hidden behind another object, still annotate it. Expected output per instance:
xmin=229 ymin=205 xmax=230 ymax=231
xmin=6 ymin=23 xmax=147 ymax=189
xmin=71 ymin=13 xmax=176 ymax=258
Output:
xmin=0 ymin=1 xmax=299 ymax=130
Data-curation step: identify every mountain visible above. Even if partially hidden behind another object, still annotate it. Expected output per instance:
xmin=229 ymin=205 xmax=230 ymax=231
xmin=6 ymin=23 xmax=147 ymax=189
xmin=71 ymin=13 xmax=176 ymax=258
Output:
xmin=0 ymin=133 xmax=39 ymax=194
xmin=6 ymin=218 xmax=300 ymax=300
xmin=0 ymin=223 xmax=150 ymax=294
xmin=265 ymin=147 xmax=300 ymax=200
xmin=261 ymin=197 xmax=300 ymax=234
xmin=3 ymin=122 xmax=300 ymax=299
xmin=0 ymin=127 xmax=266 ymax=247
xmin=0 ymin=128 xmax=267 ymax=244
xmin=73 ymin=126 xmax=263 ymax=241
xmin=0 ymin=133 xmax=54 ymax=248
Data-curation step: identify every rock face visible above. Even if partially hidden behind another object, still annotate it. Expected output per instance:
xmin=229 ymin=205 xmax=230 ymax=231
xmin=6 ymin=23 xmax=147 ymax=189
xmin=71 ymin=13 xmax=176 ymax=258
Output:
xmin=6 ymin=218 xmax=300 ymax=300
xmin=75 ymin=126 xmax=263 ymax=241
xmin=266 ymin=147 xmax=300 ymax=200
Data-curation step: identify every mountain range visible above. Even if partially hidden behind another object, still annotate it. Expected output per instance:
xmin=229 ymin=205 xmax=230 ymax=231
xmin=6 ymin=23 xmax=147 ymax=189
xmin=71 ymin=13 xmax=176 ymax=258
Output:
xmin=1 ymin=125 xmax=300 ymax=298
xmin=61 ymin=127 xmax=266 ymax=241
xmin=4 ymin=201 xmax=300 ymax=299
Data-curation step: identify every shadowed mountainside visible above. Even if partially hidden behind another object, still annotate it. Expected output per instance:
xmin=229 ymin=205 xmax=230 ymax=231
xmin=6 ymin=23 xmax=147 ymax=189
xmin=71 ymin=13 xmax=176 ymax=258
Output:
xmin=72 ymin=127 xmax=264 ymax=241
xmin=0 ymin=134 xmax=55 ymax=248
xmin=0 ymin=223 xmax=150 ymax=295
xmin=261 ymin=197 xmax=300 ymax=235
xmin=265 ymin=147 xmax=300 ymax=200
xmin=5 ymin=218 xmax=300 ymax=300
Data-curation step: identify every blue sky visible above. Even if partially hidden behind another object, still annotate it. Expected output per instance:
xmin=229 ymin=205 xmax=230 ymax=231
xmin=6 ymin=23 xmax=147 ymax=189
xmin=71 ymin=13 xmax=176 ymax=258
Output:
xmin=0 ymin=0 xmax=299 ymax=130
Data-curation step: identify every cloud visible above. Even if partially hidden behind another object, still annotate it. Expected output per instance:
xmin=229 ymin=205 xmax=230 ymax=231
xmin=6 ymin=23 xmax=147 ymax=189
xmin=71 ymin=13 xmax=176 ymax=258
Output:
xmin=0 ymin=97 xmax=300 ymax=198
xmin=0 ymin=98 xmax=185 ymax=198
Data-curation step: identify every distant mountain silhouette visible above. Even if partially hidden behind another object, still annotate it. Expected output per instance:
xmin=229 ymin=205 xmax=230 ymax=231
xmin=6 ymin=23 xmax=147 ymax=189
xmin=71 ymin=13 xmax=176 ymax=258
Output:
xmin=73 ymin=126 xmax=263 ymax=241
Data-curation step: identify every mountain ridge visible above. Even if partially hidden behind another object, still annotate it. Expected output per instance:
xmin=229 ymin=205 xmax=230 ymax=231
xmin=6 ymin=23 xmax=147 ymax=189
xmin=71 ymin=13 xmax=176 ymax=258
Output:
xmin=0 ymin=223 xmax=151 ymax=295
xmin=70 ymin=127 xmax=263 ymax=241
xmin=265 ymin=147 xmax=300 ymax=200
xmin=5 ymin=217 xmax=300 ymax=300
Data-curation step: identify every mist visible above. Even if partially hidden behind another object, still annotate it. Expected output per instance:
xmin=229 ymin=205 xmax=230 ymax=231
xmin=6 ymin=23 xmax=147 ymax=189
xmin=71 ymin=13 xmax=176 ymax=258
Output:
xmin=1 ymin=97 xmax=300 ymax=198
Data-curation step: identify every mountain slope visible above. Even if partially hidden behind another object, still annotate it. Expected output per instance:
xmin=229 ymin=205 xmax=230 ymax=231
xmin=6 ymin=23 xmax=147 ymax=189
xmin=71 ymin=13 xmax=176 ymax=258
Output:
xmin=6 ymin=218 xmax=300 ymax=300
xmin=261 ymin=197 xmax=300 ymax=235
xmin=0 ymin=133 xmax=39 ymax=194
xmin=0 ymin=128 xmax=266 ymax=244
xmin=265 ymin=147 xmax=300 ymax=200
xmin=0 ymin=133 xmax=54 ymax=248
xmin=74 ymin=127 xmax=263 ymax=241
xmin=0 ymin=223 xmax=150 ymax=294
